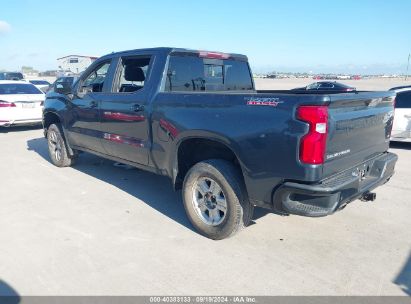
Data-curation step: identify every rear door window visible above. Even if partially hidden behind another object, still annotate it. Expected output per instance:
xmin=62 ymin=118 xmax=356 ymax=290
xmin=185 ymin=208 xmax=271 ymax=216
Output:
xmin=395 ymin=91 xmax=411 ymax=108
xmin=165 ymin=55 xmax=253 ymax=92
xmin=165 ymin=56 xmax=204 ymax=91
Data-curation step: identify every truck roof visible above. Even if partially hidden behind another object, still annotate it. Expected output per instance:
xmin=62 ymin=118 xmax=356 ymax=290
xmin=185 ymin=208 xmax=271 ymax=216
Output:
xmin=99 ymin=47 xmax=248 ymax=61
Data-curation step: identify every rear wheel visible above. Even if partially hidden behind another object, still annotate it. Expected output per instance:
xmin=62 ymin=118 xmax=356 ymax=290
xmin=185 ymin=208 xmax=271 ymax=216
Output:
xmin=47 ymin=123 xmax=76 ymax=167
xmin=182 ymin=159 xmax=253 ymax=240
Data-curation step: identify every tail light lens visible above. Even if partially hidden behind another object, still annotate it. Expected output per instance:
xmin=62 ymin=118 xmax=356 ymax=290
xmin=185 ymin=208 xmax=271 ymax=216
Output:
xmin=0 ymin=100 xmax=16 ymax=108
xmin=297 ymin=105 xmax=328 ymax=164
xmin=198 ymin=51 xmax=230 ymax=59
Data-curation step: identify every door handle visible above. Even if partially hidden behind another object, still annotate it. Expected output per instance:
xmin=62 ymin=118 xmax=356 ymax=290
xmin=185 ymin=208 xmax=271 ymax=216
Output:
xmin=404 ymin=115 xmax=411 ymax=119
xmin=89 ymin=100 xmax=98 ymax=108
xmin=131 ymin=104 xmax=144 ymax=112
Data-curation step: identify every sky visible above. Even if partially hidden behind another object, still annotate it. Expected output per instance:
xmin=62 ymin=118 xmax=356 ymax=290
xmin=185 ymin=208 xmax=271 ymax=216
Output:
xmin=1 ymin=0 xmax=411 ymax=74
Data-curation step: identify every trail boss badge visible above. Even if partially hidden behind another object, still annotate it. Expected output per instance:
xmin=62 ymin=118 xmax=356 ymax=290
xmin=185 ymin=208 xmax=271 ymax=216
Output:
xmin=245 ymin=97 xmax=284 ymax=107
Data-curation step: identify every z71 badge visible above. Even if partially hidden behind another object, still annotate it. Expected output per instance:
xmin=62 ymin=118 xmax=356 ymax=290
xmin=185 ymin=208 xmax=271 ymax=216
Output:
xmin=245 ymin=97 xmax=284 ymax=107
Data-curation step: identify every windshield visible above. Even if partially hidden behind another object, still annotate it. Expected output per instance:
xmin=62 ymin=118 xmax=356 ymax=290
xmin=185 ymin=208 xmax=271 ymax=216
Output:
xmin=0 ymin=83 xmax=43 ymax=95
xmin=306 ymin=83 xmax=320 ymax=89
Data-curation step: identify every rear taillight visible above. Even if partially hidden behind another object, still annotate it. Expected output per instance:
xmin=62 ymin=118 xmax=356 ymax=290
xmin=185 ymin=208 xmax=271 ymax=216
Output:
xmin=0 ymin=100 xmax=16 ymax=108
xmin=297 ymin=105 xmax=328 ymax=164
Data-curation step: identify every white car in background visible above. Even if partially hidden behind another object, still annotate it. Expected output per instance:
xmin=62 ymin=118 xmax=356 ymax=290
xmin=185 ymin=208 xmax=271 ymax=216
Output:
xmin=390 ymin=86 xmax=411 ymax=142
xmin=0 ymin=80 xmax=45 ymax=127
xmin=29 ymin=80 xmax=51 ymax=93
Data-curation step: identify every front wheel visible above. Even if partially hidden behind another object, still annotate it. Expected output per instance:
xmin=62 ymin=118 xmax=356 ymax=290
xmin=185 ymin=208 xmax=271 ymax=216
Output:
xmin=47 ymin=123 xmax=76 ymax=167
xmin=182 ymin=159 xmax=253 ymax=240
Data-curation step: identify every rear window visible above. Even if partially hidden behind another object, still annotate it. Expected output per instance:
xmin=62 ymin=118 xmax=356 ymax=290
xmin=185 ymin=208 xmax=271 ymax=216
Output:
xmin=2 ymin=73 xmax=24 ymax=80
xmin=56 ymin=77 xmax=74 ymax=84
xmin=30 ymin=80 xmax=50 ymax=85
xmin=395 ymin=91 xmax=411 ymax=108
xmin=165 ymin=55 xmax=253 ymax=92
xmin=0 ymin=84 xmax=43 ymax=95
xmin=319 ymin=83 xmax=335 ymax=89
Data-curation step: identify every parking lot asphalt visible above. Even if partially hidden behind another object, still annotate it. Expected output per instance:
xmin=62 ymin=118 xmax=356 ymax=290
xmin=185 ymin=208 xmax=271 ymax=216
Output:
xmin=0 ymin=126 xmax=410 ymax=296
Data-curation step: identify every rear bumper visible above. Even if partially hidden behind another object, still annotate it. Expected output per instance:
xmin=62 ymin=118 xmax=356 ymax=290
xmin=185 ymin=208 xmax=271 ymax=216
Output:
xmin=0 ymin=107 xmax=43 ymax=127
xmin=391 ymin=136 xmax=411 ymax=142
xmin=272 ymin=152 xmax=398 ymax=217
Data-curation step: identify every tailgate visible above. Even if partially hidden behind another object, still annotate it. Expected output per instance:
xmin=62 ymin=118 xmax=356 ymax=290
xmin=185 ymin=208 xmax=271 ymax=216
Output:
xmin=323 ymin=92 xmax=395 ymax=177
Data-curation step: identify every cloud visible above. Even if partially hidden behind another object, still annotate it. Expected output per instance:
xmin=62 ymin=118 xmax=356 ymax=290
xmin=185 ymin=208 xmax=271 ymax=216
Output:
xmin=0 ymin=20 xmax=11 ymax=34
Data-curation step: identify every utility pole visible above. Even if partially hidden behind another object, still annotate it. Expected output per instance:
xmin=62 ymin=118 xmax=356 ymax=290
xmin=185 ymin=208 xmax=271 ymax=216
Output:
xmin=406 ymin=53 xmax=410 ymax=81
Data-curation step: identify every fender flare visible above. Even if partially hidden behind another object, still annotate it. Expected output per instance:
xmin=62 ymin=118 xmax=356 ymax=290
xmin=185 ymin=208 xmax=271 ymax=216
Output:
xmin=43 ymin=110 xmax=75 ymax=157
xmin=168 ymin=131 xmax=244 ymax=189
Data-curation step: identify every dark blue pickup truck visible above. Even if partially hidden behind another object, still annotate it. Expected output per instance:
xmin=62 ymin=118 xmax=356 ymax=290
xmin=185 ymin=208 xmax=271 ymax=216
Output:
xmin=43 ymin=47 xmax=397 ymax=239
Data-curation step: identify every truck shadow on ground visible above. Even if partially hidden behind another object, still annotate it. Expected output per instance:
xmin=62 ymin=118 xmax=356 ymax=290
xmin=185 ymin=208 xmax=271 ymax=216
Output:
xmin=390 ymin=142 xmax=411 ymax=150
xmin=27 ymin=137 xmax=197 ymax=233
xmin=0 ymin=125 xmax=42 ymax=134
xmin=0 ymin=280 xmax=20 ymax=303
xmin=394 ymin=250 xmax=411 ymax=296
xmin=26 ymin=137 xmax=272 ymax=234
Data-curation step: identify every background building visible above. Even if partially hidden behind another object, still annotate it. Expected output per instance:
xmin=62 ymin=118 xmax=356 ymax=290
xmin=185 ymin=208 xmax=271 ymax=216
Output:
xmin=57 ymin=55 xmax=98 ymax=74
xmin=21 ymin=66 xmax=39 ymax=77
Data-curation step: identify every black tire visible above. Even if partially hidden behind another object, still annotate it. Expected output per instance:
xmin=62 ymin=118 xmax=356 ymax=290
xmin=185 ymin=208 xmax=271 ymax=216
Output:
xmin=182 ymin=159 xmax=254 ymax=240
xmin=47 ymin=123 xmax=76 ymax=167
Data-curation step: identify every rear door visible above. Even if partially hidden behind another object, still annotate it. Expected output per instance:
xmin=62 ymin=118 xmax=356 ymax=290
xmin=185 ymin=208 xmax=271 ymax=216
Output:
xmin=98 ymin=54 xmax=153 ymax=165
xmin=66 ymin=60 xmax=113 ymax=152
xmin=392 ymin=90 xmax=411 ymax=139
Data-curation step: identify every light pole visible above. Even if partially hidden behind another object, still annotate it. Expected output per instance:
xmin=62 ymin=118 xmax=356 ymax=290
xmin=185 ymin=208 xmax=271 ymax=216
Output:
xmin=406 ymin=53 xmax=410 ymax=81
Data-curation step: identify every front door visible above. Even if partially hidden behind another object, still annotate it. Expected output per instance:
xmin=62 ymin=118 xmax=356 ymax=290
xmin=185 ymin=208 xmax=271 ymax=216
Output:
xmin=99 ymin=55 xmax=152 ymax=165
xmin=66 ymin=60 xmax=112 ymax=153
